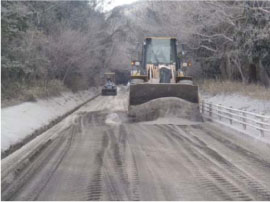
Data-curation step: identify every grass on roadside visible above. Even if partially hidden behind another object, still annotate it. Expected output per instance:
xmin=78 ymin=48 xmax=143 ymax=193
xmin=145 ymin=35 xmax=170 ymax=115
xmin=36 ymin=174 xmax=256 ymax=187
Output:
xmin=198 ymin=79 xmax=270 ymax=100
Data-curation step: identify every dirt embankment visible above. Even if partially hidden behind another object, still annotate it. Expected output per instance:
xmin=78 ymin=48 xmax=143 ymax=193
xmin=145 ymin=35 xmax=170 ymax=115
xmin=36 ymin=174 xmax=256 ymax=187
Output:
xmin=128 ymin=97 xmax=203 ymax=123
xmin=1 ymin=88 xmax=100 ymax=157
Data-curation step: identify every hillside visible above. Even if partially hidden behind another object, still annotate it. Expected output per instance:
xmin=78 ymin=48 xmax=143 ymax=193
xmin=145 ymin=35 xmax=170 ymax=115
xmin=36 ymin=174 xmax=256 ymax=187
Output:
xmin=104 ymin=1 xmax=270 ymax=86
xmin=2 ymin=1 xmax=270 ymax=102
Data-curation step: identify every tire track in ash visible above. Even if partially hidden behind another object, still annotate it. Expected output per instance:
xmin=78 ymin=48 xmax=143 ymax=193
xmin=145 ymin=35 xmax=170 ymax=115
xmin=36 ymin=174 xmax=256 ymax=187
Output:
xmin=100 ymin=126 xmax=126 ymax=200
xmin=207 ymin=169 xmax=252 ymax=200
xmin=105 ymin=124 xmax=140 ymax=201
xmin=6 ymin=138 xmax=65 ymax=201
xmin=87 ymin=131 xmax=109 ymax=201
xmin=124 ymin=126 xmax=140 ymax=201
xmin=33 ymin=124 xmax=78 ymax=200
xmin=192 ymin=124 xmax=270 ymax=168
xmin=200 ymin=125 xmax=270 ymax=200
xmin=129 ymin=153 xmax=140 ymax=201
xmin=157 ymin=124 xmax=234 ymax=200
xmin=33 ymin=114 xmax=106 ymax=201
xmin=44 ymin=115 xmax=92 ymax=201
xmin=159 ymin=124 xmax=254 ymax=200
xmin=176 ymin=125 xmax=270 ymax=200
xmin=88 ymin=111 xmax=104 ymax=127
xmin=189 ymin=125 xmax=270 ymax=200
xmin=98 ymin=126 xmax=120 ymax=201
xmin=176 ymin=125 xmax=257 ymax=200
xmin=11 ymin=123 xmax=79 ymax=201
xmin=127 ymin=124 xmax=168 ymax=200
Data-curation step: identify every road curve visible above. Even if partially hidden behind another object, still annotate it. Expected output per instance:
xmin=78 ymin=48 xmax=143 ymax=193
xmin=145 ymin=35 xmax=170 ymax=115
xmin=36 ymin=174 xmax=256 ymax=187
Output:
xmin=2 ymin=87 xmax=270 ymax=201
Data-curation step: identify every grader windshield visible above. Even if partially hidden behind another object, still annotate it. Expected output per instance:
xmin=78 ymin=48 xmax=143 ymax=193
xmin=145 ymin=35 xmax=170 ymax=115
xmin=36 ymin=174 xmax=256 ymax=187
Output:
xmin=145 ymin=38 xmax=177 ymax=65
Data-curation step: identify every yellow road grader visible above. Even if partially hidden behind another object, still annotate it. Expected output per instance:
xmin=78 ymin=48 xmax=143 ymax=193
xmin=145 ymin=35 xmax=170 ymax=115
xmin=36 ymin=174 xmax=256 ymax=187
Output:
xmin=129 ymin=37 xmax=199 ymax=106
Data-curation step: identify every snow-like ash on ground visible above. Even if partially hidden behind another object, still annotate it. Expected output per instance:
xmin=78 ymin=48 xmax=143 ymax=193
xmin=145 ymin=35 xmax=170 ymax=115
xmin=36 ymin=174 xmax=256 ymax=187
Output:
xmin=128 ymin=97 xmax=203 ymax=123
xmin=201 ymin=93 xmax=270 ymax=115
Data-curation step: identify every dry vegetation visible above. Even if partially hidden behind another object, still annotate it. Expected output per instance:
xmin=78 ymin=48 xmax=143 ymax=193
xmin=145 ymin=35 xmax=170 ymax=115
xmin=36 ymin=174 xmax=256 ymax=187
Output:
xmin=107 ymin=1 xmax=270 ymax=87
xmin=1 ymin=1 xmax=106 ymax=107
xmin=199 ymin=79 xmax=270 ymax=100
xmin=2 ymin=1 xmax=270 ymax=107
xmin=1 ymin=80 xmax=68 ymax=108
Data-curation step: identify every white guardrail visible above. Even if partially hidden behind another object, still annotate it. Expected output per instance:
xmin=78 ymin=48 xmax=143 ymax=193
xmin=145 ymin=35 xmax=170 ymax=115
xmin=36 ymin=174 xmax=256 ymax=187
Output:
xmin=200 ymin=100 xmax=270 ymax=137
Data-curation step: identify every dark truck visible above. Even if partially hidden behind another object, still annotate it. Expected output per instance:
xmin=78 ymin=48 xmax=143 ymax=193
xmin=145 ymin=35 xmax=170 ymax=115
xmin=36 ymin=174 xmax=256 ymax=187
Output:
xmin=101 ymin=72 xmax=117 ymax=96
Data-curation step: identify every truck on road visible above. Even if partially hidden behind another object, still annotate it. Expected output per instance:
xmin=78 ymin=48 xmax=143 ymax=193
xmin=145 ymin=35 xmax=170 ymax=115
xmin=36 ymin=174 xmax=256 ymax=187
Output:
xmin=102 ymin=72 xmax=117 ymax=96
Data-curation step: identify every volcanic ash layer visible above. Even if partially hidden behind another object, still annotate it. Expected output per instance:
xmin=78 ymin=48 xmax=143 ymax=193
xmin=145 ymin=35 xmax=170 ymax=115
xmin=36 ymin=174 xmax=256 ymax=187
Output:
xmin=128 ymin=97 xmax=203 ymax=123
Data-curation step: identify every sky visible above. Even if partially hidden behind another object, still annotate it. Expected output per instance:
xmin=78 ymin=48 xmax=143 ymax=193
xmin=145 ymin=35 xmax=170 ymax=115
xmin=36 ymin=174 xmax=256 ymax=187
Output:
xmin=104 ymin=0 xmax=139 ymax=11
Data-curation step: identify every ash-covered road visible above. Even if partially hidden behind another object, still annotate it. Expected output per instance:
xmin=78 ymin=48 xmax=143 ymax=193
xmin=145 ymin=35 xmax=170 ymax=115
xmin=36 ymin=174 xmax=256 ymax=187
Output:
xmin=2 ymin=87 xmax=270 ymax=200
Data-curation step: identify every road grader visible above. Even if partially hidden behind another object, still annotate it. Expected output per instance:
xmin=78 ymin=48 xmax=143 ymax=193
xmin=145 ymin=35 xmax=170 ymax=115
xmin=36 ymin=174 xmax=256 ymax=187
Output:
xmin=129 ymin=37 xmax=199 ymax=106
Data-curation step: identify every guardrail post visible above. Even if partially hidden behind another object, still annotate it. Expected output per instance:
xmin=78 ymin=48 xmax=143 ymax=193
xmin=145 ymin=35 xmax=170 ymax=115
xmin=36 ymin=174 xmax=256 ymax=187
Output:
xmin=229 ymin=106 xmax=232 ymax=125
xmin=201 ymin=103 xmax=269 ymax=137
xmin=242 ymin=112 xmax=246 ymax=130
xmin=218 ymin=104 xmax=221 ymax=120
